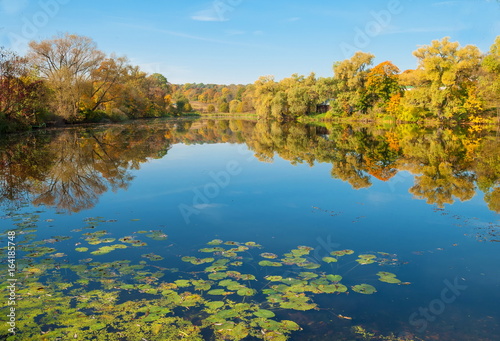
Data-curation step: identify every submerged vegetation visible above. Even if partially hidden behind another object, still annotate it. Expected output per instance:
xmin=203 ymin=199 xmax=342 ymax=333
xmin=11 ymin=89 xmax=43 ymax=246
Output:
xmin=0 ymin=208 xmax=415 ymax=340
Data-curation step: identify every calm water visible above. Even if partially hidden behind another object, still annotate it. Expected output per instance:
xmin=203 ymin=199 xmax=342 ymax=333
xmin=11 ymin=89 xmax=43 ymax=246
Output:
xmin=0 ymin=119 xmax=499 ymax=340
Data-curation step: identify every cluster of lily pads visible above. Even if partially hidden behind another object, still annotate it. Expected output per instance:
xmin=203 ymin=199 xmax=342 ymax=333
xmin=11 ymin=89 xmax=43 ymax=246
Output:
xmin=0 ymin=211 xmax=411 ymax=340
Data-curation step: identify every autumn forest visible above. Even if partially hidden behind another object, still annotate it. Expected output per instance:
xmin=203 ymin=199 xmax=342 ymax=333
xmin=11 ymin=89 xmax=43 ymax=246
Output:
xmin=1 ymin=33 xmax=500 ymax=132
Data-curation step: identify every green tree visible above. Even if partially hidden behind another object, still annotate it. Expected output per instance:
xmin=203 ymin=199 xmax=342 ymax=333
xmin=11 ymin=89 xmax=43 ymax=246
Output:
xmin=332 ymin=52 xmax=375 ymax=116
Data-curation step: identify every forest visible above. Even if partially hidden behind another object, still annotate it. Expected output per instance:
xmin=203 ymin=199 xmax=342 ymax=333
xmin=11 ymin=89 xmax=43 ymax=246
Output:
xmin=1 ymin=33 xmax=499 ymax=132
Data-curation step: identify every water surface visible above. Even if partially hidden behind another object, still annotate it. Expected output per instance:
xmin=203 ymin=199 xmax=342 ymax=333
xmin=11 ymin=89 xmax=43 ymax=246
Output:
xmin=0 ymin=119 xmax=499 ymax=340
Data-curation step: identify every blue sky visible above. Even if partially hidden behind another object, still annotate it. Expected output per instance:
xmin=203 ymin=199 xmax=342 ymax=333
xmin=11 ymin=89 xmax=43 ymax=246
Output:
xmin=1 ymin=0 xmax=499 ymax=84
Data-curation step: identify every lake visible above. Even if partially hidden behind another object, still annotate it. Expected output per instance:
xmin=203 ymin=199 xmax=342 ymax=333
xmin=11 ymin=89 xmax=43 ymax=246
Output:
xmin=0 ymin=119 xmax=499 ymax=340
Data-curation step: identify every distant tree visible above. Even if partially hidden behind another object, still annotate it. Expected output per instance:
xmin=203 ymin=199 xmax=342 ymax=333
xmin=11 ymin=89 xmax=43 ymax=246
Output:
xmin=218 ymin=101 xmax=229 ymax=113
xmin=207 ymin=104 xmax=216 ymax=113
xmin=229 ymin=99 xmax=241 ymax=113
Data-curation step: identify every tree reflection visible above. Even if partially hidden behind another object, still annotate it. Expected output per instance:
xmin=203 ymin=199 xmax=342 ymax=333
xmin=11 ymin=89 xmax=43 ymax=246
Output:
xmin=0 ymin=119 xmax=499 ymax=213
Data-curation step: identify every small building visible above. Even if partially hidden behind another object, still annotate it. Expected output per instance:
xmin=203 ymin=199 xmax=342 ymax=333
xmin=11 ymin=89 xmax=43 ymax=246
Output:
xmin=316 ymin=99 xmax=334 ymax=114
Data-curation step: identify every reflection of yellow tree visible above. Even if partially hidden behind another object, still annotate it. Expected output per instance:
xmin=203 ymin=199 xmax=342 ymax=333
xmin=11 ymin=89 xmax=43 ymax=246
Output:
xmin=399 ymin=128 xmax=476 ymax=207
xmin=2 ymin=119 xmax=499 ymax=213
xmin=473 ymin=136 xmax=500 ymax=213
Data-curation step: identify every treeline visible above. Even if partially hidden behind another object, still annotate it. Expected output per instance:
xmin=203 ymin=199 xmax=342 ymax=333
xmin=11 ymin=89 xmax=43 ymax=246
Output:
xmin=0 ymin=33 xmax=190 ymax=132
xmin=252 ymin=36 xmax=500 ymax=123
xmin=1 ymin=34 xmax=500 ymax=132
xmin=169 ymin=36 xmax=500 ymax=123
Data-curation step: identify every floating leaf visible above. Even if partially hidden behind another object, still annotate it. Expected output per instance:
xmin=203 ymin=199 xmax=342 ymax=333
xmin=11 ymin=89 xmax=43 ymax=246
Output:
xmin=146 ymin=230 xmax=168 ymax=241
xmin=207 ymin=239 xmax=223 ymax=245
xmin=237 ymin=287 xmax=256 ymax=296
xmin=259 ymin=260 xmax=282 ymax=267
xmin=208 ymin=272 xmax=227 ymax=280
xmin=352 ymin=284 xmax=377 ymax=294
xmin=199 ymin=247 xmax=225 ymax=253
xmin=325 ymin=274 xmax=343 ymax=282
xmin=208 ymin=289 xmax=231 ymax=296
xmin=356 ymin=258 xmax=375 ymax=265
xmin=75 ymin=247 xmax=88 ymax=252
xmin=265 ymin=276 xmax=283 ymax=282
xmin=322 ymin=257 xmax=338 ymax=263
xmin=260 ymin=252 xmax=278 ymax=259
xmin=205 ymin=301 xmax=225 ymax=310
xmin=253 ymin=309 xmax=276 ymax=318
xmin=141 ymin=253 xmax=164 ymax=261
xmin=330 ymin=249 xmax=354 ymax=256
xmin=174 ymin=280 xmax=191 ymax=287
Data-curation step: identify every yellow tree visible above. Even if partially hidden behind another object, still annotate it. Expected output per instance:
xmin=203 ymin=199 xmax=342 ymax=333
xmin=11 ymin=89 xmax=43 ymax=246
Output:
xmin=28 ymin=33 xmax=105 ymax=122
xmin=411 ymin=37 xmax=482 ymax=120
xmin=332 ymin=52 xmax=375 ymax=115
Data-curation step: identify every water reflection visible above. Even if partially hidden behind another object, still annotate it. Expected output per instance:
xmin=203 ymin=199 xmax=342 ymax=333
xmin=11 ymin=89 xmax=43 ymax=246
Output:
xmin=0 ymin=119 xmax=499 ymax=213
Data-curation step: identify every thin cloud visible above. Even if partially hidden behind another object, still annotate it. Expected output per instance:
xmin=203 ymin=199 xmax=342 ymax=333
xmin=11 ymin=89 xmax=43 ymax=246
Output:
xmin=287 ymin=17 xmax=301 ymax=22
xmin=191 ymin=9 xmax=228 ymax=22
xmin=115 ymin=22 xmax=265 ymax=48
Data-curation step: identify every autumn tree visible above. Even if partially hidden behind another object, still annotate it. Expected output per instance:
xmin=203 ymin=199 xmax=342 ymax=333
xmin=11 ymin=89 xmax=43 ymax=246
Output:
xmin=28 ymin=33 xmax=105 ymax=122
xmin=478 ymin=36 xmax=500 ymax=117
xmin=409 ymin=37 xmax=482 ymax=120
xmin=332 ymin=52 xmax=375 ymax=116
xmin=366 ymin=61 xmax=402 ymax=109
xmin=0 ymin=47 xmax=47 ymax=129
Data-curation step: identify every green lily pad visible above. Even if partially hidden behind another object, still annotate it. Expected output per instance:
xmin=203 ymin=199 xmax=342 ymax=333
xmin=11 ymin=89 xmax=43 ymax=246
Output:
xmin=205 ymin=301 xmax=225 ymax=310
xmin=253 ymin=309 xmax=276 ymax=318
xmin=265 ymin=276 xmax=283 ymax=282
xmin=237 ymin=287 xmax=256 ymax=296
xmin=259 ymin=260 xmax=282 ymax=267
xmin=260 ymin=252 xmax=278 ymax=259
xmin=352 ymin=284 xmax=377 ymax=294
xmin=322 ymin=257 xmax=338 ymax=263
xmin=208 ymin=272 xmax=228 ymax=280
xmin=174 ymin=280 xmax=191 ymax=287
xmin=199 ymin=247 xmax=225 ymax=253
xmin=356 ymin=258 xmax=376 ymax=265
xmin=325 ymin=274 xmax=343 ymax=282
xmin=75 ymin=247 xmax=88 ymax=252
xmin=208 ymin=289 xmax=231 ymax=296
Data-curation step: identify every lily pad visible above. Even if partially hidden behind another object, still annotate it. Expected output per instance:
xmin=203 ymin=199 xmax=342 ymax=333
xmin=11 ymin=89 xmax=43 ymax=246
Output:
xmin=259 ymin=260 xmax=282 ymax=267
xmin=322 ymin=257 xmax=338 ymax=263
xmin=260 ymin=252 xmax=278 ymax=259
xmin=205 ymin=301 xmax=225 ymax=310
xmin=253 ymin=309 xmax=276 ymax=318
xmin=352 ymin=284 xmax=377 ymax=294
